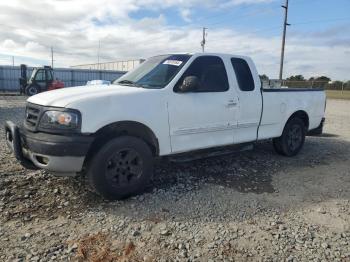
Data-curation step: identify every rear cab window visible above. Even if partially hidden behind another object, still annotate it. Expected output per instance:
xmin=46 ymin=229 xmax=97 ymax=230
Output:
xmin=231 ymin=58 xmax=255 ymax=91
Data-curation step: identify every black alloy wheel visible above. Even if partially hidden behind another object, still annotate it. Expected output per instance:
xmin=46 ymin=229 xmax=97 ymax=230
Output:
xmin=273 ymin=117 xmax=306 ymax=157
xmin=105 ymin=148 xmax=143 ymax=188
xmin=287 ymin=124 xmax=303 ymax=152
xmin=87 ymin=136 xmax=154 ymax=200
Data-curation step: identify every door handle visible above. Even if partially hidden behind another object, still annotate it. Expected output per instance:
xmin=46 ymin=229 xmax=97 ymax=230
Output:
xmin=227 ymin=100 xmax=237 ymax=107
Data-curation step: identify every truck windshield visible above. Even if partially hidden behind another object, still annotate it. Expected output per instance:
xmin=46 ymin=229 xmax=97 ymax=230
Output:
xmin=113 ymin=54 xmax=191 ymax=89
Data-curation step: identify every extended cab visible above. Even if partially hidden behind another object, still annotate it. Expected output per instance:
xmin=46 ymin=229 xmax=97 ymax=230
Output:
xmin=5 ymin=53 xmax=326 ymax=199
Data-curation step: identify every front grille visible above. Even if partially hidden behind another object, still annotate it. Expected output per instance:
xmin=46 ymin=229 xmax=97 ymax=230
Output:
xmin=24 ymin=103 xmax=43 ymax=131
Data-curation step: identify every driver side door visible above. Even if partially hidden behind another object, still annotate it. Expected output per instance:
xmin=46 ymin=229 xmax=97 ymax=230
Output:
xmin=33 ymin=69 xmax=47 ymax=91
xmin=167 ymin=56 xmax=238 ymax=153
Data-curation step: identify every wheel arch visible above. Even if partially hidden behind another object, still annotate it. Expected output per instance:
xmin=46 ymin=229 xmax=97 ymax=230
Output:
xmin=83 ymin=121 xmax=159 ymax=169
xmin=285 ymin=110 xmax=309 ymax=130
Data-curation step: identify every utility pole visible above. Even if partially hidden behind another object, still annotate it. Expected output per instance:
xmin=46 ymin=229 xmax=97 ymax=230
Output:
xmin=279 ymin=0 xmax=290 ymax=81
xmin=51 ymin=46 xmax=54 ymax=68
xmin=200 ymin=27 xmax=207 ymax=53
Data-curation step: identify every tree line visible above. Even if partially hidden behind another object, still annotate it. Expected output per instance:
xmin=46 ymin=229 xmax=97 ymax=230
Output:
xmin=259 ymin=74 xmax=350 ymax=90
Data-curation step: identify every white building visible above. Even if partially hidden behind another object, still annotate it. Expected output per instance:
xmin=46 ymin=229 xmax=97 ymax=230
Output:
xmin=71 ymin=59 xmax=145 ymax=71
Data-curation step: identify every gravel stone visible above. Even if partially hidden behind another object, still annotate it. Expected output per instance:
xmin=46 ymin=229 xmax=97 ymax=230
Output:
xmin=0 ymin=96 xmax=350 ymax=261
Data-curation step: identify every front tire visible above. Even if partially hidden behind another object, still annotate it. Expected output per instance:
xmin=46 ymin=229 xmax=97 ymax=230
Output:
xmin=87 ymin=136 xmax=154 ymax=200
xmin=273 ymin=117 xmax=306 ymax=157
xmin=25 ymin=85 xmax=40 ymax=96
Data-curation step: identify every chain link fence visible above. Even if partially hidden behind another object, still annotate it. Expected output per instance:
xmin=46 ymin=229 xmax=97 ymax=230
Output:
xmin=262 ymin=79 xmax=350 ymax=91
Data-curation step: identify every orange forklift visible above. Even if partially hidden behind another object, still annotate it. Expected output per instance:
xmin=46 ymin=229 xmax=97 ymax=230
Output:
xmin=19 ymin=65 xmax=65 ymax=96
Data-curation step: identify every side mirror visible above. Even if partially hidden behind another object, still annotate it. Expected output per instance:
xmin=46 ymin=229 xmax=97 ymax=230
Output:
xmin=179 ymin=76 xmax=199 ymax=93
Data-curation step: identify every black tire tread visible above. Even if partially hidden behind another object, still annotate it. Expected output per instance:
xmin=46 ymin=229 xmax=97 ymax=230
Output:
xmin=273 ymin=117 xmax=306 ymax=157
xmin=25 ymin=85 xmax=40 ymax=96
xmin=86 ymin=136 xmax=153 ymax=200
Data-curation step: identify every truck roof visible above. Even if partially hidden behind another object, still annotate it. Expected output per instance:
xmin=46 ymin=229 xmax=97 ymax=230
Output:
xmin=160 ymin=52 xmax=251 ymax=60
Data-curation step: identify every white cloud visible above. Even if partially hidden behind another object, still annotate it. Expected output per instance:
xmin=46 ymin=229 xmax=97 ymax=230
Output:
xmin=2 ymin=39 xmax=17 ymax=49
xmin=180 ymin=9 xmax=192 ymax=22
xmin=218 ymin=0 xmax=275 ymax=8
xmin=0 ymin=0 xmax=348 ymax=80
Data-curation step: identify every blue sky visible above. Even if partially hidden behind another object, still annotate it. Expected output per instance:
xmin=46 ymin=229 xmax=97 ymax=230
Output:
xmin=0 ymin=0 xmax=349 ymax=80
xmin=129 ymin=0 xmax=350 ymax=35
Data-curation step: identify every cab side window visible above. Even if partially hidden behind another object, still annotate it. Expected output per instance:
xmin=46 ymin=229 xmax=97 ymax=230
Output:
xmin=176 ymin=56 xmax=229 ymax=92
xmin=35 ymin=70 xmax=45 ymax=81
xmin=231 ymin=58 xmax=255 ymax=91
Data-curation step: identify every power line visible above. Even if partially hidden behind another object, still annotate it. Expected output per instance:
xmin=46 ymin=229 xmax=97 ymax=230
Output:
xmin=1 ymin=15 xmax=349 ymax=49
xmin=190 ymin=6 xmax=278 ymax=29
xmin=0 ymin=11 xmax=349 ymax=63
xmin=190 ymin=0 xmax=315 ymax=27
xmin=292 ymin=17 xmax=350 ymax=26
xmin=189 ymin=0 xmax=320 ymax=29
xmin=192 ymin=4 xmax=253 ymax=25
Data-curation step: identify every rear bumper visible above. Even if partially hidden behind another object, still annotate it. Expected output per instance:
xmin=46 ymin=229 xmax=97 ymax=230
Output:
xmin=5 ymin=121 xmax=93 ymax=175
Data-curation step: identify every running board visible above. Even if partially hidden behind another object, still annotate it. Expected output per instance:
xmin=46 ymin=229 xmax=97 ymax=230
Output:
xmin=168 ymin=143 xmax=254 ymax=163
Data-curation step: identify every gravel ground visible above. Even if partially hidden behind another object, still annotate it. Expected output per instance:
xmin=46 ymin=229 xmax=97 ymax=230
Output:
xmin=0 ymin=96 xmax=349 ymax=261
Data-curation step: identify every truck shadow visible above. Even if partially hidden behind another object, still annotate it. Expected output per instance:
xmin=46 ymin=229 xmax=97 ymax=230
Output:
xmin=150 ymin=135 xmax=349 ymax=195
xmin=94 ymin=135 xmax=350 ymax=224
xmin=2 ymin=131 xmax=349 ymax=224
xmin=316 ymin=133 xmax=339 ymax=138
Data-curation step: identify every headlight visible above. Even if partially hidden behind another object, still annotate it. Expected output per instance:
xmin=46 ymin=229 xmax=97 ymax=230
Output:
xmin=39 ymin=110 xmax=80 ymax=131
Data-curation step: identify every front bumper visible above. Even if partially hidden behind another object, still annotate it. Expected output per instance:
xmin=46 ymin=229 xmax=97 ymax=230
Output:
xmin=5 ymin=121 xmax=94 ymax=175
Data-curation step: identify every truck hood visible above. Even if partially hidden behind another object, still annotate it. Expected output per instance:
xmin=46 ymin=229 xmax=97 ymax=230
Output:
xmin=27 ymin=85 xmax=147 ymax=107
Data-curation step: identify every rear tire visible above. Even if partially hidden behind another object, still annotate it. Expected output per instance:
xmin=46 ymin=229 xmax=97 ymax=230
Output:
xmin=86 ymin=136 xmax=153 ymax=200
xmin=25 ymin=85 xmax=40 ymax=96
xmin=273 ymin=117 xmax=306 ymax=157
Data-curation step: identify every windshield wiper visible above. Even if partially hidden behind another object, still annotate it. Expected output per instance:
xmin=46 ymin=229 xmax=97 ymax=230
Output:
xmin=141 ymin=83 xmax=162 ymax=88
xmin=117 ymin=80 xmax=142 ymax=87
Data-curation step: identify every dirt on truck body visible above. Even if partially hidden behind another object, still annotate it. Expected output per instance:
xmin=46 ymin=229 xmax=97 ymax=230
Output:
xmin=0 ymin=96 xmax=349 ymax=261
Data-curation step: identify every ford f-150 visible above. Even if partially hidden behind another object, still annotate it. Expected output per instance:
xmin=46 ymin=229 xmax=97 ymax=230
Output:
xmin=5 ymin=53 xmax=326 ymax=199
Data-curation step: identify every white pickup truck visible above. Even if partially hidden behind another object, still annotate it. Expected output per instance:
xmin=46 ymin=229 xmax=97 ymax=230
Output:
xmin=5 ymin=53 xmax=326 ymax=199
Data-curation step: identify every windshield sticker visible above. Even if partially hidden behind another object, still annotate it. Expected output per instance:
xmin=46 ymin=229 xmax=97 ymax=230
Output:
xmin=163 ymin=60 xmax=183 ymax=66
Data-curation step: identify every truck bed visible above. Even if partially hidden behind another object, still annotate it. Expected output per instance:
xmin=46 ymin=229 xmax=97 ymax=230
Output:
xmin=259 ymin=88 xmax=326 ymax=140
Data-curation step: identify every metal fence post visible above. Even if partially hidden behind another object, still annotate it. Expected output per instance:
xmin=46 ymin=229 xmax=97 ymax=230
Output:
xmin=71 ymin=70 xmax=74 ymax=87
xmin=0 ymin=66 xmax=3 ymax=90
